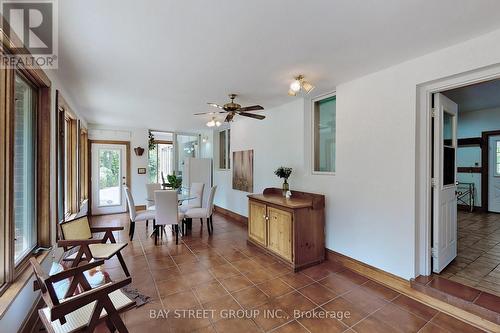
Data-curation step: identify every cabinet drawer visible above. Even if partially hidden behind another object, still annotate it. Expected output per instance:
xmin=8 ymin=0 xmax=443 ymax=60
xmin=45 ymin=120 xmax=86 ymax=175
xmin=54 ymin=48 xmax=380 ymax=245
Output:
xmin=267 ymin=207 xmax=293 ymax=262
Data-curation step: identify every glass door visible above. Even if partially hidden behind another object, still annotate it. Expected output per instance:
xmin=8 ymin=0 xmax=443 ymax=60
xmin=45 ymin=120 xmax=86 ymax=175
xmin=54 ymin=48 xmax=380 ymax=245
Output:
xmin=91 ymin=143 xmax=128 ymax=215
xmin=174 ymin=133 xmax=200 ymax=179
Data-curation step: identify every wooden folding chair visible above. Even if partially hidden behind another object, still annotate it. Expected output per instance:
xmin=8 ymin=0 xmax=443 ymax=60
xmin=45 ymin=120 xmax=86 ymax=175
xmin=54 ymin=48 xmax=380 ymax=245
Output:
xmin=58 ymin=215 xmax=130 ymax=277
xmin=31 ymin=258 xmax=134 ymax=333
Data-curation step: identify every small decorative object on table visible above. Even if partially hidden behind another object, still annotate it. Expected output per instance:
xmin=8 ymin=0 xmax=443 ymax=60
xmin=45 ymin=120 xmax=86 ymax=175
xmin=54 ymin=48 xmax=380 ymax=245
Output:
xmin=285 ymin=190 xmax=292 ymax=199
xmin=274 ymin=166 xmax=292 ymax=196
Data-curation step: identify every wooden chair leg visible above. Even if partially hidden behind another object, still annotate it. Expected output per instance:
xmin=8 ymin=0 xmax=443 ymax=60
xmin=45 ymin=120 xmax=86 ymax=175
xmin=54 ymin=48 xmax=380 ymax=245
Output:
xmin=154 ymin=226 xmax=158 ymax=245
xmin=175 ymin=225 xmax=179 ymax=244
xmin=200 ymin=218 xmax=203 ymax=226
xmin=102 ymin=297 xmax=129 ymax=333
xmin=210 ymin=216 xmax=214 ymax=233
xmin=116 ymin=252 xmax=130 ymax=277
xmin=105 ymin=318 xmax=116 ymax=333
xmin=129 ymin=221 xmax=136 ymax=241
xmin=146 ymin=219 xmax=149 ymax=228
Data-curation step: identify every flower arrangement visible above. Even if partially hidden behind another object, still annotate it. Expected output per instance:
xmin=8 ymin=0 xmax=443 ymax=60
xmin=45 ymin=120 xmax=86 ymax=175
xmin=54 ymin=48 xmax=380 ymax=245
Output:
xmin=274 ymin=166 xmax=292 ymax=179
xmin=274 ymin=167 xmax=292 ymax=196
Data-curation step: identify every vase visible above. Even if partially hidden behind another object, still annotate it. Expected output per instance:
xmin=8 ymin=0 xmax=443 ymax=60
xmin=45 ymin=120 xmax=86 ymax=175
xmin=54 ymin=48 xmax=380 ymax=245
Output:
xmin=282 ymin=179 xmax=289 ymax=196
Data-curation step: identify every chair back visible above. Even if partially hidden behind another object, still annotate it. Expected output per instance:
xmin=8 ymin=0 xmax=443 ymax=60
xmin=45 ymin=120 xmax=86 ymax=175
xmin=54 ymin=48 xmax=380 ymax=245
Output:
xmin=60 ymin=216 xmax=92 ymax=240
xmin=29 ymin=258 xmax=60 ymax=313
xmin=154 ymin=190 xmax=180 ymax=226
xmin=189 ymin=182 xmax=204 ymax=208
xmin=207 ymin=185 xmax=217 ymax=215
xmin=146 ymin=183 xmax=161 ymax=207
xmin=124 ymin=186 xmax=137 ymax=221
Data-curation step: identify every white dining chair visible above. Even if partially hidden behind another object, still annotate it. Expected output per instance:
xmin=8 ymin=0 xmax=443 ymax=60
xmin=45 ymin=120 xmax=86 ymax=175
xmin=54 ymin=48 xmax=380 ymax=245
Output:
xmin=145 ymin=183 xmax=161 ymax=228
xmin=124 ymin=186 xmax=156 ymax=241
xmin=154 ymin=190 xmax=184 ymax=245
xmin=146 ymin=183 xmax=161 ymax=209
xmin=184 ymin=186 xmax=217 ymax=235
xmin=180 ymin=182 xmax=204 ymax=213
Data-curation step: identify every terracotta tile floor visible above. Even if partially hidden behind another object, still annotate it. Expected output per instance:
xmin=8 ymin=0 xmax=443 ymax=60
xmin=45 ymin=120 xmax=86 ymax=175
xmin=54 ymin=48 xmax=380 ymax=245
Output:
xmin=90 ymin=212 xmax=485 ymax=333
xmin=441 ymin=211 xmax=500 ymax=295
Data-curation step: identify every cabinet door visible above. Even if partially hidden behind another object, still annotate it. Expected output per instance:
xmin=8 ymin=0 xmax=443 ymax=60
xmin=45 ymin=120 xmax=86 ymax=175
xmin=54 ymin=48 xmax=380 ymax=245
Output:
xmin=267 ymin=207 xmax=293 ymax=262
xmin=248 ymin=201 xmax=267 ymax=246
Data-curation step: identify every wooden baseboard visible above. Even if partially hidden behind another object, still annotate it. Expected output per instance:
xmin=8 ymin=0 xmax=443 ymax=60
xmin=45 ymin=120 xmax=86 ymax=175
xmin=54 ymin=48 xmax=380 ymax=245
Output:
xmin=326 ymin=249 xmax=499 ymax=332
xmin=214 ymin=205 xmax=247 ymax=224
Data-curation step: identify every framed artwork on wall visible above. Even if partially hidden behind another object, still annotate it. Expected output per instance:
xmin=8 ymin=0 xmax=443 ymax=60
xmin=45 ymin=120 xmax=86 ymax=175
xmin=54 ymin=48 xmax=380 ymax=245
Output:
xmin=232 ymin=150 xmax=254 ymax=192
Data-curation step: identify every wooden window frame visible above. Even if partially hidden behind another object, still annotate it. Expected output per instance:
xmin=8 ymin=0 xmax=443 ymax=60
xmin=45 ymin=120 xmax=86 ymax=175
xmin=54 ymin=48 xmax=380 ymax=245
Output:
xmin=0 ymin=26 xmax=52 ymax=296
xmin=80 ymin=128 xmax=89 ymax=203
xmin=56 ymin=91 xmax=84 ymax=223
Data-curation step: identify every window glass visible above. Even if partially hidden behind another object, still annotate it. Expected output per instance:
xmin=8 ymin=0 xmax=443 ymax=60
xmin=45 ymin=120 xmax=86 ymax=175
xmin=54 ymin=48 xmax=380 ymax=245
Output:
xmin=98 ymin=148 xmax=122 ymax=206
xmin=313 ymin=95 xmax=336 ymax=173
xmin=13 ymin=74 xmax=37 ymax=264
xmin=219 ymin=130 xmax=227 ymax=169
xmin=496 ymin=141 xmax=500 ymax=176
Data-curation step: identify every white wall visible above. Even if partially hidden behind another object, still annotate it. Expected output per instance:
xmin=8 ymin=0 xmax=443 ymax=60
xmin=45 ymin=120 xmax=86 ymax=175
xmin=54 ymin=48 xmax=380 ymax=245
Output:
xmin=214 ymin=27 xmax=500 ymax=280
xmin=457 ymin=107 xmax=500 ymax=206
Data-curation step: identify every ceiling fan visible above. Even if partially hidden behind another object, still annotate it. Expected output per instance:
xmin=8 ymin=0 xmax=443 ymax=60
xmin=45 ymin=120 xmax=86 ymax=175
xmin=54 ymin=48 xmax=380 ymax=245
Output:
xmin=194 ymin=94 xmax=265 ymax=122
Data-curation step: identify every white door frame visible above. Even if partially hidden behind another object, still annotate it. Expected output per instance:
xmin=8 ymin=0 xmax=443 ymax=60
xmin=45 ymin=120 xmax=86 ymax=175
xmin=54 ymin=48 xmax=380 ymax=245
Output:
xmin=89 ymin=140 xmax=131 ymax=215
xmin=415 ymin=63 xmax=500 ymax=277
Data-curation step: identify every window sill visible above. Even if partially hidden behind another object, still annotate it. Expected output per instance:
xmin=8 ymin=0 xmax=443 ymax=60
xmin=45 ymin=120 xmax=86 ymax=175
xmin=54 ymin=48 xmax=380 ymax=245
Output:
xmin=0 ymin=250 xmax=50 ymax=319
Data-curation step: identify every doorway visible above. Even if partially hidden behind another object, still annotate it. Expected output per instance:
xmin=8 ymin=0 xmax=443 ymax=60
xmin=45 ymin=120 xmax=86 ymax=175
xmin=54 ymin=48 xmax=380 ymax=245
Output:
xmin=90 ymin=141 xmax=130 ymax=215
xmin=418 ymin=73 xmax=500 ymax=296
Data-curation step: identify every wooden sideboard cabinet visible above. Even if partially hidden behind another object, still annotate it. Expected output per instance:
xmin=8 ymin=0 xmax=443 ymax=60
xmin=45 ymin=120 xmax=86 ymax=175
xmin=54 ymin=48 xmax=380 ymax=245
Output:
xmin=247 ymin=188 xmax=325 ymax=271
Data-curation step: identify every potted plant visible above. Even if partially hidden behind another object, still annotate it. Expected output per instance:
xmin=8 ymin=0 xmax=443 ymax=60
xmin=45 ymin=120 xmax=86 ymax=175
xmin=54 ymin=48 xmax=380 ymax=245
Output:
xmin=274 ymin=166 xmax=292 ymax=196
xmin=148 ymin=132 xmax=155 ymax=151
xmin=166 ymin=174 xmax=183 ymax=193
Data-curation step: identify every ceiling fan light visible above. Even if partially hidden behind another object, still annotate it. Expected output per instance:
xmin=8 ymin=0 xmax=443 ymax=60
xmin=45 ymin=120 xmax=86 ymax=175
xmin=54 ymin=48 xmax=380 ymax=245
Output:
xmin=290 ymin=79 xmax=301 ymax=92
xmin=206 ymin=119 xmax=215 ymax=127
xmin=288 ymin=89 xmax=297 ymax=96
xmin=302 ymin=81 xmax=315 ymax=93
xmin=215 ymin=120 xmax=221 ymax=127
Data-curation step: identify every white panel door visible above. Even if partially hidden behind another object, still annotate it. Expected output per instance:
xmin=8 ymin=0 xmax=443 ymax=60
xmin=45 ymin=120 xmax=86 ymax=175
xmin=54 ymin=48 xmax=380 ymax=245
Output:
xmin=488 ymin=135 xmax=500 ymax=213
xmin=91 ymin=143 xmax=127 ymax=215
xmin=432 ymin=93 xmax=458 ymax=273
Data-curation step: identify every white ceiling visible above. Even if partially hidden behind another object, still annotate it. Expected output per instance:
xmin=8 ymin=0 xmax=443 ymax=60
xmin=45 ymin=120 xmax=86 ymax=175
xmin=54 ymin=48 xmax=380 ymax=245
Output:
xmin=55 ymin=0 xmax=500 ymax=131
xmin=443 ymin=79 xmax=500 ymax=112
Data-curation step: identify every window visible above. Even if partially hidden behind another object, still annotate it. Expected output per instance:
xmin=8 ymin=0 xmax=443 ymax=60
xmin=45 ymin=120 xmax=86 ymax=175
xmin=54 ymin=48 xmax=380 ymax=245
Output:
xmin=63 ymin=114 xmax=78 ymax=216
xmin=56 ymin=91 xmax=88 ymax=226
xmin=496 ymin=141 xmax=500 ymax=176
xmin=148 ymin=141 xmax=174 ymax=183
xmin=13 ymin=73 xmax=37 ymax=265
xmin=313 ymin=94 xmax=336 ymax=173
xmin=219 ymin=129 xmax=230 ymax=169
xmin=0 ymin=31 xmax=51 ymax=298
xmin=80 ymin=128 xmax=89 ymax=202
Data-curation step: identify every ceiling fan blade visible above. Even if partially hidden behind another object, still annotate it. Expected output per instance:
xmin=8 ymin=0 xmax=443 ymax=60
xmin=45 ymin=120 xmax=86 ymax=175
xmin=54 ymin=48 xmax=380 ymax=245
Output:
xmin=225 ymin=113 xmax=235 ymax=122
xmin=238 ymin=105 xmax=264 ymax=112
xmin=207 ymin=103 xmax=224 ymax=109
xmin=193 ymin=111 xmax=227 ymax=115
xmin=237 ymin=112 xmax=266 ymax=120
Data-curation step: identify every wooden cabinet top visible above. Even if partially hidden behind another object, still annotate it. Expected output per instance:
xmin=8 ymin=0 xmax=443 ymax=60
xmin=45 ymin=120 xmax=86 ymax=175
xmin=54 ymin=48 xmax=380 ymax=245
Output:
xmin=248 ymin=188 xmax=325 ymax=210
